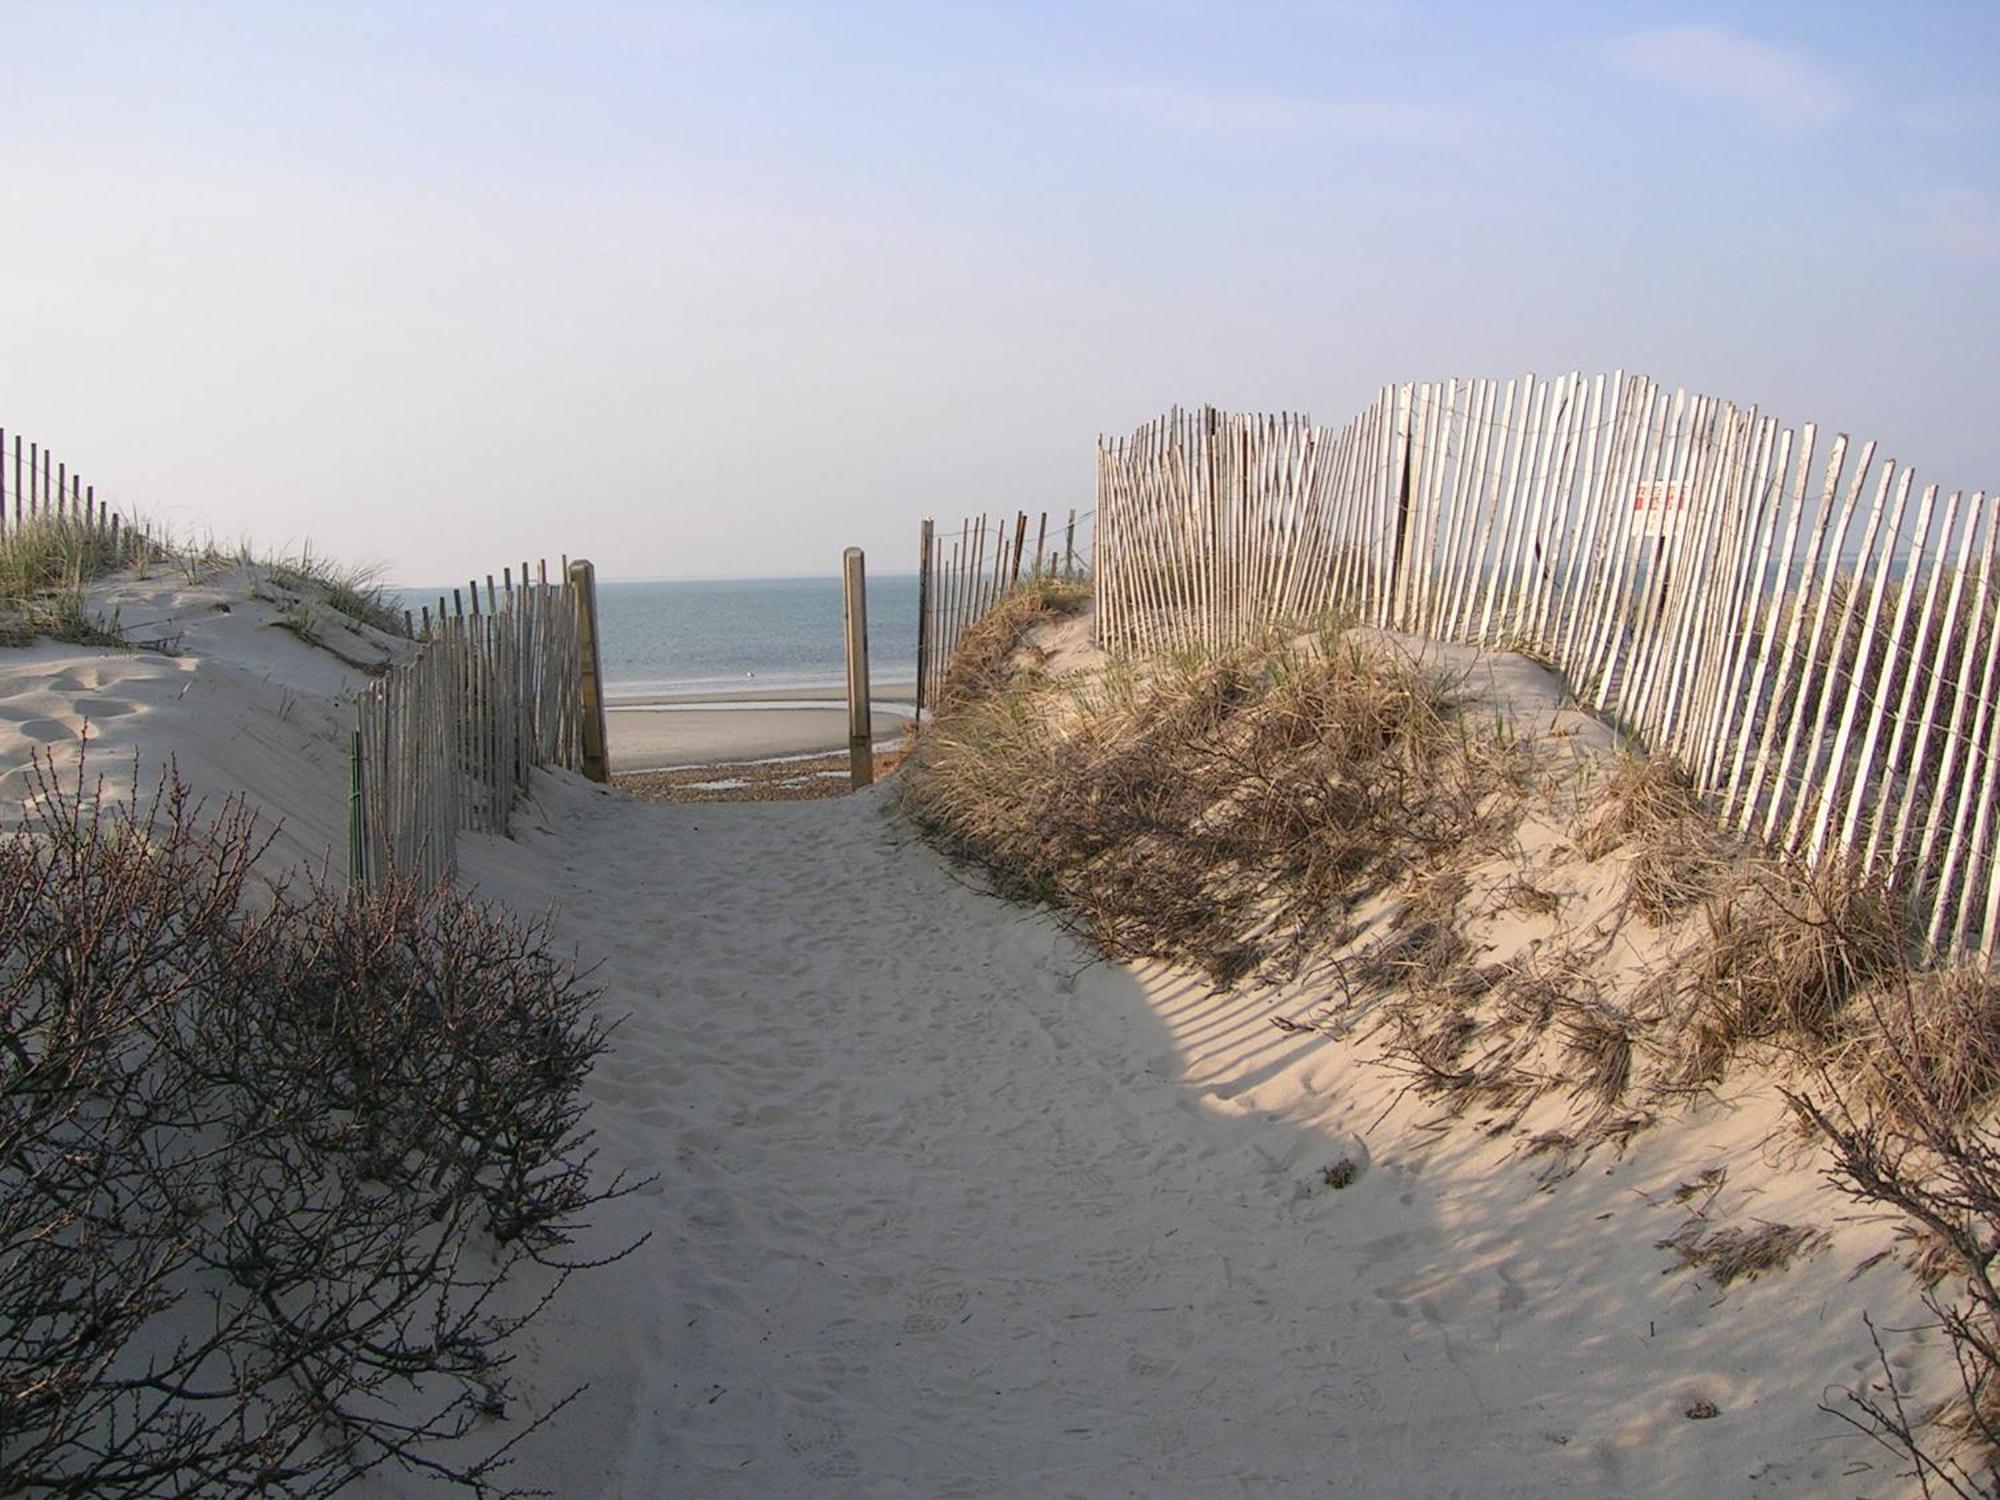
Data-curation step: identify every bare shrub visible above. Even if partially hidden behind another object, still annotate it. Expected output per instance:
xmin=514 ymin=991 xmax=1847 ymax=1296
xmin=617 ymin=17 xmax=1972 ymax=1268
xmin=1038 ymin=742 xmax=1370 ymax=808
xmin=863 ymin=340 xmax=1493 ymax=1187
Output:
xmin=0 ymin=753 xmax=636 ymax=1496
xmin=1792 ymin=1071 xmax=2000 ymax=1496
xmin=1789 ymin=968 xmax=2000 ymax=1494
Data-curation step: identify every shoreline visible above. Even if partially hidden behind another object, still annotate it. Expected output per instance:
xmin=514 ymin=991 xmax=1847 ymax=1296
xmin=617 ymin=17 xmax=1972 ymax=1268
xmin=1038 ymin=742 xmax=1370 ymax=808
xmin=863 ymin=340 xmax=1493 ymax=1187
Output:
xmin=604 ymin=679 xmax=918 ymax=709
xmin=604 ymin=681 xmax=919 ymax=772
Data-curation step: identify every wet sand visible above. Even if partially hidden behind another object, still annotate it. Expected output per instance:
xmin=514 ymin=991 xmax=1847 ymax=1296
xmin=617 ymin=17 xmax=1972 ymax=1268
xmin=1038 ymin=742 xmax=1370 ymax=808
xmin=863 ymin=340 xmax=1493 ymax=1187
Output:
xmin=605 ymin=681 xmax=917 ymax=772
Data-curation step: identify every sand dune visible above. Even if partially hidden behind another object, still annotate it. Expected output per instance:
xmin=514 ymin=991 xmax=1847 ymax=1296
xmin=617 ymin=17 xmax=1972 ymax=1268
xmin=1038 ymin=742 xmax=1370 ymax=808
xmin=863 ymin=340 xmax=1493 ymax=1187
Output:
xmin=0 ymin=565 xmax=407 ymax=876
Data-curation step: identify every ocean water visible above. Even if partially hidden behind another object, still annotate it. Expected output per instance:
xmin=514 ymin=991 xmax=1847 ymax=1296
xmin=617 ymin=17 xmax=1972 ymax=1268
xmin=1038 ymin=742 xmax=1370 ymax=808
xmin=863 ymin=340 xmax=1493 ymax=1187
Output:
xmin=404 ymin=575 xmax=921 ymax=699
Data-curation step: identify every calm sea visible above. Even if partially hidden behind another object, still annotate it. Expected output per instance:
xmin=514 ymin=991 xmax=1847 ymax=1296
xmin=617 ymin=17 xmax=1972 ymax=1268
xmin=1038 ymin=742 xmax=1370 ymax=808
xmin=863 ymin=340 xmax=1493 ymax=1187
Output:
xmin=401 ymin=575 xmax=921 ymax=700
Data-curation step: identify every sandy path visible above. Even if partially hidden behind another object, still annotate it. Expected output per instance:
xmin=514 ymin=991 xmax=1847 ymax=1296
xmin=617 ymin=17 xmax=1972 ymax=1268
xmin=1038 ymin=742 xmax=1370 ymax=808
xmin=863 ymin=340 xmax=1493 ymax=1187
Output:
xmin=441 ymin=778 xmax=1912 ymax=1500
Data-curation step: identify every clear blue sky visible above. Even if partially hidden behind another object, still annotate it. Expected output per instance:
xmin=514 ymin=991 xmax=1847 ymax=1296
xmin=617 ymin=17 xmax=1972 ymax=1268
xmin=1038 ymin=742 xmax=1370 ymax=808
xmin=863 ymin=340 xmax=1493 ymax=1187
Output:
xmin=2 ymin=1 xmax=1993 ymax=583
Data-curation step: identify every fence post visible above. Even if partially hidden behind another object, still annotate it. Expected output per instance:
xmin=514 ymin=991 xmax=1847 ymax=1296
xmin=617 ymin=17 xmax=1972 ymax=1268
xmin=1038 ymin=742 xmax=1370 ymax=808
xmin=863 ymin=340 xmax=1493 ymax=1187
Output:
xmin=569 ymin=559 xmax=610 ymax=784
xmin=915 ymin=518 xmax=933 ymax=722
xmin=843 ymin=546 xmax=873 ymax=789
xmin=348 ymin=728 xmax=366 ymax=891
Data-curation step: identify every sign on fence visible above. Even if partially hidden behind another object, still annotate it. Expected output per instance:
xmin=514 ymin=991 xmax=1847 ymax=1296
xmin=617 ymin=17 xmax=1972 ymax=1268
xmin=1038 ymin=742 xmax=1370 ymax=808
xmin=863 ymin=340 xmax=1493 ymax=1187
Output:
xmin=1631 ymin=480 xmax=1687 ymax=540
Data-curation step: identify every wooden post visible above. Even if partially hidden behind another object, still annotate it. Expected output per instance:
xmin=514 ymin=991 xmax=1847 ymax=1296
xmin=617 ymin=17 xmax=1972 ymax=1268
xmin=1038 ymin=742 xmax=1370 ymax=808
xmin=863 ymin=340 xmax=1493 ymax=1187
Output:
xmin=915 ymin=518 xmax=934 ymax=721
xmin=569 ymin=559 xmax=610 ymax=784
xmin=1066 ymin=509 xmax=1077 ymax=575
xmin=1010 ymin=511 xmax=1028 ymax=587
xmin=843 ymin=546 xmax=873 ymax=789
xmin=348 ymin=728 xmax=366 ymax=891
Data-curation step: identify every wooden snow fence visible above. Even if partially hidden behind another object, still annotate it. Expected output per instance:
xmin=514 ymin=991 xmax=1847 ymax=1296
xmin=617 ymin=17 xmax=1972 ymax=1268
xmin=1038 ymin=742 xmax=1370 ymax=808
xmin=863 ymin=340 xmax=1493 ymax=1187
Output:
xmin=1094 ymin=377 xmax=2000 ymax=960
xmin=0 ymin=427 xmax=144 ymax=552
xmin=351 ymin=563 xmax=586 ymax=892
xmin=914 ymin=507 xmax=1091 ymax=716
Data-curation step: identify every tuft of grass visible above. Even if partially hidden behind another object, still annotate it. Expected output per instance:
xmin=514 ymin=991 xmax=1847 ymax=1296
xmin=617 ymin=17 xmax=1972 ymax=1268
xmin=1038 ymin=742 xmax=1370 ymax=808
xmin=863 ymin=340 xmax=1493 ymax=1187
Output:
xmin=1837 ymin=965 xmax=2000 ymax=1129
xmin=933 ymin=575 xmax=1090 ymax=713
xmin=1575 ymin=754 xmax=1732 ymax=923
xmin=0 ymin=516 xmax=153 ymax=648
xmin=163 ymin=532 xmax=410 ymax=640
xmin=0 ymin=515 xmax=147 ymax=606
xmin=1672 ymin=855 xmax=1908 ymax=1086
xmin=1560 ymin=1001 xmax=1635 ymax=1110
xmin=261 ymin=544 xmax=406 ymax=638
xmin=269 ymin=596 xmax=326 ymax=648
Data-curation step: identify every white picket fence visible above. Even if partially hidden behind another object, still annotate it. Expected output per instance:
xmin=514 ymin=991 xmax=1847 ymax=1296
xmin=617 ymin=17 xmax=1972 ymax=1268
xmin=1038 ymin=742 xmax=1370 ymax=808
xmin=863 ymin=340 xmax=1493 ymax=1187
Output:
xmin=1095 ymin=377 xmax=1999 ymax=959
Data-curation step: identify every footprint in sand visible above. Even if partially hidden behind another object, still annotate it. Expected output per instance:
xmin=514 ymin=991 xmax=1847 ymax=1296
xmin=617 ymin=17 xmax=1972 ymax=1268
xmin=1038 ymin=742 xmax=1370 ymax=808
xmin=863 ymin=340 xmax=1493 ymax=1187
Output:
xmin=805 ymin=1447 xmax=863 ymax=1482
xmin=16 ymin=718 xmax=76 ymax=744
xmin=685 ymin=1438 xmax=759 ymax=1473
xmin=1125 ymin=1348 xmax=1181 ymax=1380
xmin=837 ymin=1201 xmax=911 ymax=1244
xmin=1049 ymin=1163 xmax=1116 ymax=1201
xmin=72 ymin=696 xmax=138 ymax=719
xmin=812 ymin=1320 xmax=878 ymax=1379
xmin=780 ymin=1417 xmax=853 ymax=1462
xmin=1083 ymin=1247 xmax=1153 ymax=1293
xmin=901 ymin=1281 xmax=970 ymax=1335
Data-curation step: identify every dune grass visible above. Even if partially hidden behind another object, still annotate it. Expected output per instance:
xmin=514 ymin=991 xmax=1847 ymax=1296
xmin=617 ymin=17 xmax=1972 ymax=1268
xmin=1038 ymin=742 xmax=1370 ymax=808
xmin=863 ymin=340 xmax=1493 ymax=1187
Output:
xmin=0 ymin=518 xmax=412 ymax=653
xmin=903 ymin=590 xmax=1523 ymax=985
xmin=243 ymin=542 xmax=406 ymax=638
xmin=0 ymin=515 xmax=153 ymax=646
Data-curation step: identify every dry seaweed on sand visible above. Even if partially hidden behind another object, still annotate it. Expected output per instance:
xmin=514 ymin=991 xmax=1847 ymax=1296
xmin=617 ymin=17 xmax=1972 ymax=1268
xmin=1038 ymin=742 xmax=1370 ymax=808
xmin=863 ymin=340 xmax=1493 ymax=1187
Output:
xmin=1657 ymin=1216 xmax=1831 ymax=1288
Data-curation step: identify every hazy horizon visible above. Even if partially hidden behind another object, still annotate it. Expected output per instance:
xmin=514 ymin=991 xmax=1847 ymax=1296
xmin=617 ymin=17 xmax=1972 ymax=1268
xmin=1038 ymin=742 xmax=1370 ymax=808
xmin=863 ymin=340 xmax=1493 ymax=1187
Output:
xmin=3 ymin=1 xmax=1994 ymax=588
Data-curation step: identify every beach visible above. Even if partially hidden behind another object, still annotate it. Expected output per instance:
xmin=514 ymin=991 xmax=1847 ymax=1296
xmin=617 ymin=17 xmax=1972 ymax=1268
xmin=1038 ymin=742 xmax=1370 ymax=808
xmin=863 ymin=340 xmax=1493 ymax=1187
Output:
xmin=605 ymin=682 xmax=918 ymax=772
xmin=0 ymin=561 xmax=1951 ymax=1498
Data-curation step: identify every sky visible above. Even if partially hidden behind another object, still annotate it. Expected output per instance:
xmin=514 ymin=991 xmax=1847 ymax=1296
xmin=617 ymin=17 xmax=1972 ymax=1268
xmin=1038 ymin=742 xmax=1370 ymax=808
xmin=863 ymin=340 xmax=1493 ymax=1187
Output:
xmin=1 ymin=0 xmax=1994 ymax=585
